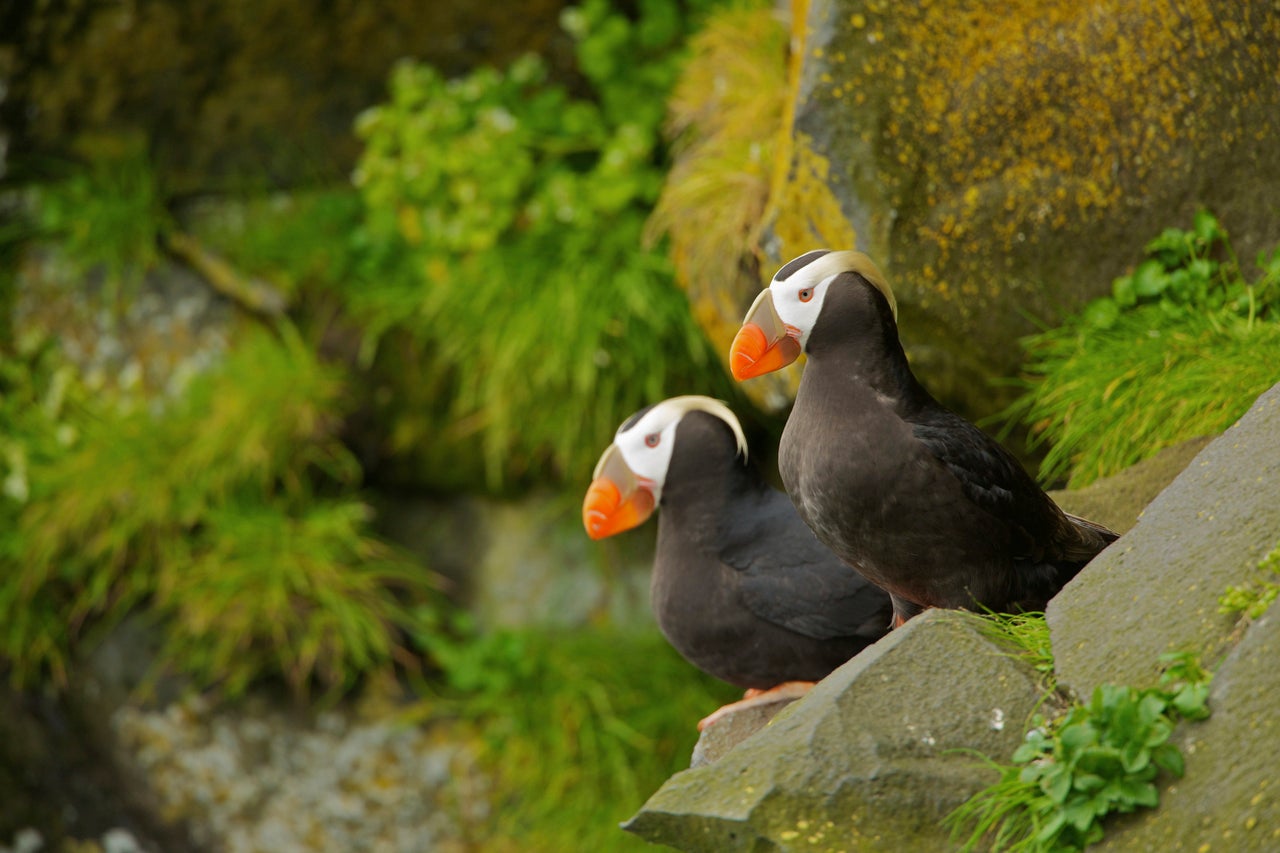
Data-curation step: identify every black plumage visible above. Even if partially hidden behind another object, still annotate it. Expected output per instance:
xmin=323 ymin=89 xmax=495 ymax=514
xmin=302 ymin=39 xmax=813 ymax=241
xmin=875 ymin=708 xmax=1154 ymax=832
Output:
xmin=731 ymin=252 xmax=1117 ymax=625
xmin=584 ymin=397 xmax=891 ymax=694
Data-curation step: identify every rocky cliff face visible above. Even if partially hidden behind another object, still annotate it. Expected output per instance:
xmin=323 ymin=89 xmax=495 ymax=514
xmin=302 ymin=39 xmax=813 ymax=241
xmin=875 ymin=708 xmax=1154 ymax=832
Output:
xmin=625 ymin=382 xmax=1280 ymax=851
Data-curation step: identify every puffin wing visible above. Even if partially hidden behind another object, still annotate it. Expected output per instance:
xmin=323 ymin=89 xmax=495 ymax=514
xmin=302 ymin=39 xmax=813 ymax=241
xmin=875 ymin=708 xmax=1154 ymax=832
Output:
xmin=717 ymin=489 xmax=891 ymax=640
xmin=909 ymin=408 xmax=1115 ymax=560
xmin=909 ymin=408 xmax=1067 ymax=560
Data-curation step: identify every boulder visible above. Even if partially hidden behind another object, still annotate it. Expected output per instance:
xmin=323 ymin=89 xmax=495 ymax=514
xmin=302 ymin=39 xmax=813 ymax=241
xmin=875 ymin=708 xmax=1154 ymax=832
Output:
xmin=1095 ymin=609 xmax=1280 ymax=851
xmin=758 ymin=0 xmax=1280 ymax=414
xmin=623 ymin=609 xmax=1046 ymax=852
xmin=1048 ymin=382 xmax=1280 ymax=697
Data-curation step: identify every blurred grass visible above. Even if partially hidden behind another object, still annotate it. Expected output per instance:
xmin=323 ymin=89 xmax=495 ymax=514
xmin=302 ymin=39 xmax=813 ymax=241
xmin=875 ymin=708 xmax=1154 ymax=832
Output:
xmin=411 ymin=622 xmax=739 ymax=851
xmin=1 ymin=326 xmax=439 ymax=696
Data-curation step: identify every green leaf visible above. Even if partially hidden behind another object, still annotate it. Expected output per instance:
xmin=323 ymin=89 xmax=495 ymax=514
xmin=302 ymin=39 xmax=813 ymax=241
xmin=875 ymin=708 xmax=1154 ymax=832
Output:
xmin=1132 ymin=259 xmax=1170 ymax=298
xmin=1112 ymin=274 xmax=1137 ymax=307
xmin=1042 ymin=765 xmax=1073 ymax=804
xmin=1152 ymin=742 xmax=1186 ymax=777
xmin=1120 ymin=743 xmax=1151 ymax=774
xmin=1193 ymin=208 xmax=1224 ymax=246
xmin=1083 ymin=298 xmax=1121 ymax=329
xmin=1036 ymin=810 xmax=1068 ymax=843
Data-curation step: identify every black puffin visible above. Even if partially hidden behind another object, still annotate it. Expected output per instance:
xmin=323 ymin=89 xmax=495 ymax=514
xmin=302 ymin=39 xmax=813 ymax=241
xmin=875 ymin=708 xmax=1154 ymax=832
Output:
xmin=728 ymin=250 xmax=1117 ymax=626
xmin=583 ymin=395 xmax=892 ymax=728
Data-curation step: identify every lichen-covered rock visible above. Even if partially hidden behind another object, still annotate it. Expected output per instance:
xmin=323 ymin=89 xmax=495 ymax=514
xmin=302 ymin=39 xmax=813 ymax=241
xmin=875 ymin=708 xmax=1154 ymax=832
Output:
xmin=623 ymin=610 xmax=1045 ymax=852
xmin=112 ymin=686 xmax=484 ymax=853
xmin=1094 ymin=609 xmax=1280 ymax=852
xmin=1048 ymin=382 xmax=1280 ymax=697
xmin=765 ymin=0 xmax=1280 ymax=414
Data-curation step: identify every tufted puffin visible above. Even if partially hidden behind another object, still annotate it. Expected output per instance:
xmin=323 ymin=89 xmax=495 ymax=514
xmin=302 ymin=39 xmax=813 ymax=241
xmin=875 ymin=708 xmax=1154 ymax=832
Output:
xmin=583 ymin=395 xmax=892 ymax=729
xmin=728 ymin=250 xmax=1117 ymax=627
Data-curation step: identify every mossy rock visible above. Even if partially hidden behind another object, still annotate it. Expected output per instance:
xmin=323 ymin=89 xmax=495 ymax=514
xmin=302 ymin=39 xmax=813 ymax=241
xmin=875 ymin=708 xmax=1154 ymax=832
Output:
xmin=1049 ymin=382 xmax=1280 ymax=697
xmin=1092 ymin=608 xmax=1280 ymax=851
xmin=624 ymin=609 xmax=1045 ymax=852
xmin=761 ymin=0 xmax=1280 ymax=415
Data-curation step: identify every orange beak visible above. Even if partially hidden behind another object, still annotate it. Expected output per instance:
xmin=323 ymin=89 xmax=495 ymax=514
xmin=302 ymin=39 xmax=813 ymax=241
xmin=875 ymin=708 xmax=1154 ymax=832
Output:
xmin=729 ymin=289 xmax=801 ymax=380
xmin=583 ymin=445 xmax=656 ymax=540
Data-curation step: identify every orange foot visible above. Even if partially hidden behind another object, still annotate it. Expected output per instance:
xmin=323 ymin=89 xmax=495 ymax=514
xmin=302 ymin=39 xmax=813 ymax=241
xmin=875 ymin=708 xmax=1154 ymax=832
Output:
xmin=696 ymin=681 xmax=816 ymax=732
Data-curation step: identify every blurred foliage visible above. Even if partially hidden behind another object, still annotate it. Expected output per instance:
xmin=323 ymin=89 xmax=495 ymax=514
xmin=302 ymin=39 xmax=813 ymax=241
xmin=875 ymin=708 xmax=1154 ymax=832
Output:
xmin=0 ymin=327 xmax=439 ymax=696
xmin=349 ymin=0 xmax=743 ymax=490
xmin=646 ymin=1 xmax=787 ymax=324
xmin=32 ymin=134 xmax=172 ymax=300
xmin=1002 ymin=211 xmax=1280 ymax=487
xmin=411 ymin=617 xmax=738 ymax=851
xmin=4 ymin=9 xmax=756 ymax=844
xmin=190 ymin=190 xmax=366 ymax=300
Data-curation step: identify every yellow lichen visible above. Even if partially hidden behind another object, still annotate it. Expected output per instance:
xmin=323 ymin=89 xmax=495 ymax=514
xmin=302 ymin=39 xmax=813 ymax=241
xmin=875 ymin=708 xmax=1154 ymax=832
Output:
xmin=771 ymin=0 xmax=1280 ymax=322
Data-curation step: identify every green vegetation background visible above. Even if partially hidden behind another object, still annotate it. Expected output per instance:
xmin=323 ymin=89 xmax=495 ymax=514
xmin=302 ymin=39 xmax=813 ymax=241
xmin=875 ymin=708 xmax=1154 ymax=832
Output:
xmin=2 ymin=0 xmax=1277 ymax=849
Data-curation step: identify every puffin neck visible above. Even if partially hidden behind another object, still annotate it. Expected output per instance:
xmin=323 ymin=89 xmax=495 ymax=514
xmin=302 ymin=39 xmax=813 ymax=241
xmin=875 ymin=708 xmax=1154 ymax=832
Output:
xmin=804 ymin=278 xmax=928 ymax=406
xmin=659 ymin=416 xmax=765 ymax=522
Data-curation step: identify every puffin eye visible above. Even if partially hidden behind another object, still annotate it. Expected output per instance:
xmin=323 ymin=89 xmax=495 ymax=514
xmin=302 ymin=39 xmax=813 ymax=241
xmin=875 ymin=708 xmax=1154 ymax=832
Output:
xmin=798 ymin=287 xmax=814 ymax=303
xmin=645 ymin=433 xmax=660 ymax=448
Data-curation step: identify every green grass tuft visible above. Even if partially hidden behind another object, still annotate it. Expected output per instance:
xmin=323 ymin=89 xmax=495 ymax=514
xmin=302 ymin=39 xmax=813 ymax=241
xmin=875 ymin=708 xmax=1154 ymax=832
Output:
xmin=971 ymin=611 xmax=1057 ymax=693
xmin=33 ymin=134 xmax=172 ymax=299
xmin=1003 ymin=212 xmax=1280 ymax=488
xmin=1 ymin=326 xmax=438 ymax=696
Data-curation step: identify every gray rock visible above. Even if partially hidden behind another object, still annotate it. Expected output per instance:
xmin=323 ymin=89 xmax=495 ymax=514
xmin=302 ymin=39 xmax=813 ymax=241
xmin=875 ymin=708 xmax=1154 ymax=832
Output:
xmin=376 ymin=491 xmax=654 ymax=630
xmin=1049 ymin=383 xmax=1280 ymax=697
xmin=690 ymin=693 xmax=802 ymax=769
xmin=1095 ymin=609 xmax=1280 ymax=852
xmin=624 ymin=610 xmax=1044 ymax=852
xmin=1048 ymin=436 xmax=1213 ymax=535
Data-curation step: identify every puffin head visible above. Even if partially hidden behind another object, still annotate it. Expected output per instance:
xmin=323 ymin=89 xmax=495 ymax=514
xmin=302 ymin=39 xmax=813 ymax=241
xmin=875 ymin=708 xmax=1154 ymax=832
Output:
xmin=582 ymin=396 xmax=748 ymax=540
xmin=729 ymin=250 xmax=895 ymax=380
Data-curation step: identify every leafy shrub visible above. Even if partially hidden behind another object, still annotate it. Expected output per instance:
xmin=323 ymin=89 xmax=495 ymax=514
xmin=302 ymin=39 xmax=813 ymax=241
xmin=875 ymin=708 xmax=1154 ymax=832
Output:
xmin=1005 ymin=211 xmax=1280 ymax=487
xmin=349 ymin=0 xmax=741 ymax=491
xmin=949 ymin=652 xmax=1212 ymax=852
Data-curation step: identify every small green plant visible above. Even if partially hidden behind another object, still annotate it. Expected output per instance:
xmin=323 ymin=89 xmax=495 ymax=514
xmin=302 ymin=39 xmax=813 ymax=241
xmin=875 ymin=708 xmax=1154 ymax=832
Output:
xmin=1218 ymin=542 xmax=1280 ymax=620
xmin=1005 ymin=211 xmax=1280 ymax=487
xmin=949 ymin=652 xmax=1212 ymax=852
